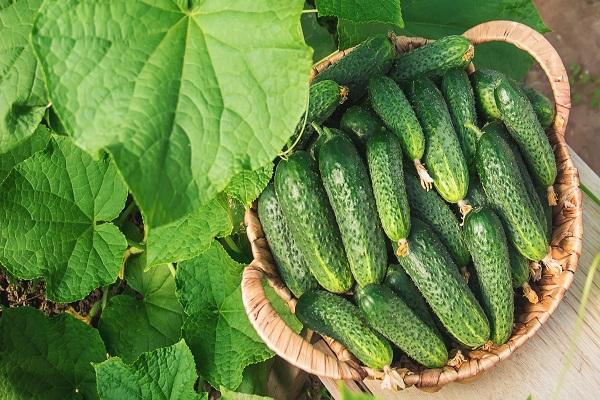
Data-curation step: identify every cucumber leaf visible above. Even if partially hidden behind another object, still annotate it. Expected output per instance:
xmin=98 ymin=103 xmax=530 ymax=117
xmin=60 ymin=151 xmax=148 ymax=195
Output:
xmin=0 ymin=307 xmax=107 ymax=400
xmin=398 ymin=0 xmax=548 ymax=79
xmin=316 ymin=0 xmax=403 ymax=48
xmin=0 ymin=124 xmax=51 ymax=184
xmin=220 ymin=387 xmax=273 ymax=400
xmin=98 ymin=257 xmax=184 ymax=363
xmin=31 ymin=0 xmax=313 ymax=230
xmin=225 ymin=163 xmax=273 ymax=209
xmin=94 ymin=340 xmax=199 ymax=400
xmin=145 ymin=194 xmax=233 ymax=268
xmin=0 ymin=135 xmax=128 ymax=302
xmin=301 ymin=8 xmax=337 ymax=62
xmin=176 ymin=240 xmax=300 ymax=390
xmin=0 ymin=0 xmax=48 ymax=153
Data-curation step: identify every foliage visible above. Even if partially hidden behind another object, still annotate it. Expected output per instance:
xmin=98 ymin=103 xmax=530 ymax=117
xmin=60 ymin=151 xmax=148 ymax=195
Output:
xmin=0 ymin=0 xmax=552 ymax=398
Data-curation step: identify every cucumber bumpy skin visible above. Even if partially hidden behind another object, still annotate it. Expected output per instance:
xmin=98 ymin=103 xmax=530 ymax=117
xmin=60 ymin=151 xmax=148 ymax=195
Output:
xmin=495 ymin=80 xmax=558 ymax=206
xmin=296 ymin=290 xmax=393 ymax=370
xmin=521 ymin=85 xmax=556 ymax=129
xmin=509 ymin=245 xmax=539 ymax=303
xmin=406 ymin=78 xmax=471 ymax=217
xmin=275 ymin=151 xmax=353 ymax=293
xmin=368 ymin=75 xmax=434 ymax=190
xmin=356 ymin=284 xmax=448 ymax=368
xmin=463 ymin=207 xmax=514 ymax=345
xmin=340 ymin=106 xmax=382 ymax=145
xmin=470 ymin=69 xmax=505 ymax=121
xmin=475 ymin=132 xmax=549 ymax=262
xmin=441 ymin=68 xmax=481 ymax=174
xmin=366 ymin=129 xmax=411 ymax=256
xmin=313 ymin=34 xmax=396 ymax=98
xmin=404 ymin=171 xmax=470 ymax=269
xmin=398 ymin=219 xmax=490 ymax=348
xmin=319 ymin=134 xmax=388 ymax=287
xmin=389 ymin=35 xmax=474 ymax=82
xmin=385 ymin=264 xmax=437 ymax=329
xmin=258 ymin=183 xmax=317 ymax=298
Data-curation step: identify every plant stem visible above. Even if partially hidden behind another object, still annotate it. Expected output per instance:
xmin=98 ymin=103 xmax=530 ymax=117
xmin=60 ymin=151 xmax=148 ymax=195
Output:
xmin=101 ymin=285 xmax=110 ymax=311
xmin=580 ymin=182 xmax=600 ymax=208
xmin=115 ymin=201 xmax=137 ymax=227
xmin=168 ymin=263 xmax=176 ymax=278
xmin=222 ymin=236 xmax=242 ymax=255
xmin=302 ymin=9 xmax=318 ymax=14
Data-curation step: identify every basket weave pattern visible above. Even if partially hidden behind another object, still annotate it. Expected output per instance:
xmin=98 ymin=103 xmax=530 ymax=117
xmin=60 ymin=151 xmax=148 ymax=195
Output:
xmin=241 ymin=20 xmax=583 ymax=390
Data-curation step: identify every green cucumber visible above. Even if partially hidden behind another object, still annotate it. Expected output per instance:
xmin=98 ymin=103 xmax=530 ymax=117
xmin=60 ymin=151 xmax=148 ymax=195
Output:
xmin=368 ymin=76 xmax=433 ymax=187
xmin=296 ymin=290 xmax=392 ymax=369
xmin=475 ymin=131 xmax=549 ymax=261
xmin=404 ymin=171 xmax=470 ymax=268
xmin=509 ymin=245 xmax=539 ymax=303
xmin=465 ymin=175 xmax=488 ymax=209
xmin=288 ymin=80 xmax=348 ymax=150
xmin=463 ymin=207 xmax=514 ymax=345
xmin=258 ymin=183 xmax=317 ymax=297
xmin=340 ymin=106 xmax=382 ymax=145
xmin=470 ymin=69 xmax=504 ymax=121
xmin=313 ymin=35 xmax=396 ymax=97
xmin=397 ymin=219 xmax=490 ymax=348
xmin=356 ymin=284 xmax=448 ymax=368
xmin=521 ymin=85 xmax=555 ymax=129
xmin=319 ymin=134 xmax=388 ymax=286
xmin=495 ymin=79 xmax=558 ymax=205
xmin=406 ymin=78 xmax=470 ymax=215
xmin=484 ymin=122 xmax=549 ymax=242
xmin=389 ymin=35 xmax=474 ymax=82
xmin=365 ymin=129 xmax=411 ymax=256
xmin=385 ymin=265 xmax=436 ymax=329
xmin=275 ymin=151 xmax=353 ymax=293
xmin=441 ymin=68 xmax=481 ymax=173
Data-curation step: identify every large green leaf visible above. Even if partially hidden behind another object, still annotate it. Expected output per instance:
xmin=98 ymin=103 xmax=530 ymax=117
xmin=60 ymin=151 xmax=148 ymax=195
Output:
xmin=301 ymin=8 xmax=337 ymax=62
xmin=31 ymin=0 xmax=313 ymax=229
xmin=225 ymin=163 xmax=273 ymax=208
xmin=98 ymin=256 xmax=184 ymax=363
xmin=399 ymin=0 xmax=548 ymax=79
xmin=220 ymin=387 xmax=273 ymax=400
xmin=0 ymin=124 xmax=50 ymax=184
xmin=0 ymin=135 xmax=128 ymax=302
xmin=176 ymin=240 xmax=300 ymax=390
xmin=94 ymin=340 xmax=198 ymax=400
xmin=0 ymin=307 xmax=107 ymax=400
xmin=0 ymin=0 xmax=48 ymax=153
xmin=146 ymin=194 xmax=233 ymax=267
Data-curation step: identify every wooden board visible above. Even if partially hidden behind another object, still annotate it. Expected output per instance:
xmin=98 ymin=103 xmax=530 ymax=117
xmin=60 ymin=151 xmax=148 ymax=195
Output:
xmin=325 ymin=148 xmax=600 ymax=400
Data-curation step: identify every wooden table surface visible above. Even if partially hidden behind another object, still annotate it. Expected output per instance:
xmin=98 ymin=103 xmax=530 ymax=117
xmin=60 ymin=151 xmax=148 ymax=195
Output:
xmin=321 ymin=149 xmax=600 ymax=400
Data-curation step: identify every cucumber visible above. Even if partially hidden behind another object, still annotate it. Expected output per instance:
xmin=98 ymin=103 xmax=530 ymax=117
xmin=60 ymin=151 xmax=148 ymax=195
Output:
xmin=441 ymin=68 xmax=481 ymax=173
xmin=483 ymin=122 xmax=549 ymax=242
xmin=475 ymin=131 xmax=549 ymax=261
xmin=509 ymin=245 xmax=538 ymax=303
xmin=319 ymin=134 xmax=388 ymax=287
xmin=296 ymin=290 xmax=393 ymax=369
xmin=521 ymin=85 xmax=555 ymax=129
xmin=495 ymin=79 xmax=558 ymax=205
xmin=470 ymin=69 xmax=504 ymax=121
xmin=406 ymin=78 xmax=471 ymax=215
xmin=385 ymin=265 xmax=437 ymax=329
xmin=368 ymin=76 xmax=433 ymax=188
xmin=365 ymin=129 xmax=411 ymax=256
xmin=313 ymin=35 xmax=396 ymax=97
xmin=340 ymin=106 xmax=382 ymax=145
xmin=309 ymin=125 xmax=342 ymax=160
xmin=463 ymin=207 xmax=514 ymax=345
xmin=356 ymin=284 xmax=448 ymax=368
xmin=389 ymin=35 xmax=474 ymax=82
xmin=397 ymin=219 xmax=490 ymax=348
xmin=288 ymin=80 xmax=348 ymax=150
xmin=275 ymin=151 xmax=353 ymax=293
xmin=465 ymin=175 xmax=488 ymax=209
xmin=404 ymin=171 xmax=470 ymax=268
xmin=257 ymin=183 xmax=318 ymax=297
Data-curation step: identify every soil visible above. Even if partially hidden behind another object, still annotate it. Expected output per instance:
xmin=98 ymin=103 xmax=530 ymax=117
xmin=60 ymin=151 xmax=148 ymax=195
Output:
xmin=526 ymin=0 xmax=600 ymax=174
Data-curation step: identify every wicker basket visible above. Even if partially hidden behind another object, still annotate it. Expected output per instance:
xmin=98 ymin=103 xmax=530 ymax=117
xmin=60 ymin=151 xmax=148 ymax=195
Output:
xmin=241 ymin=20 xmax=583 ymax=391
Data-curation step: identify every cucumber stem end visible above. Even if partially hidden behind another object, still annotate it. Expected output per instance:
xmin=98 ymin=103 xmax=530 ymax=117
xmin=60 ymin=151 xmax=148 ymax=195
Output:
xmin=547 ymin=185 xmax=558 ymax=206
xmin=522 ymin=282 xmax=539 ymax=303
xmin=414 ymin=159 xmax=434 ymax=191
xmin=395 ymin=238 xmax=409 ymax=257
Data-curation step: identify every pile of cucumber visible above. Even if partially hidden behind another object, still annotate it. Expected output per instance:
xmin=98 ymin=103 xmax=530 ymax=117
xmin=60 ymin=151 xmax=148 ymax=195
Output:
xmin=258 ymin=34 xmax=559 ymax=375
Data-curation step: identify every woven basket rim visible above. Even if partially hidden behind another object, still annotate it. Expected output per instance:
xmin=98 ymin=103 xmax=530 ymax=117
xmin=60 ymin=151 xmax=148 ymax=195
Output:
xmin=242 ymin=20 xmax=583 ymax=391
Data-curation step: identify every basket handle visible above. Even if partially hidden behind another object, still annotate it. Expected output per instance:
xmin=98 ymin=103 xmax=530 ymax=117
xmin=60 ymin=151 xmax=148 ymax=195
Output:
xmin=462 ymin=20 xmax=571 ymax=137
xmin=241 ymin=209 xmax=366 ymax=381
